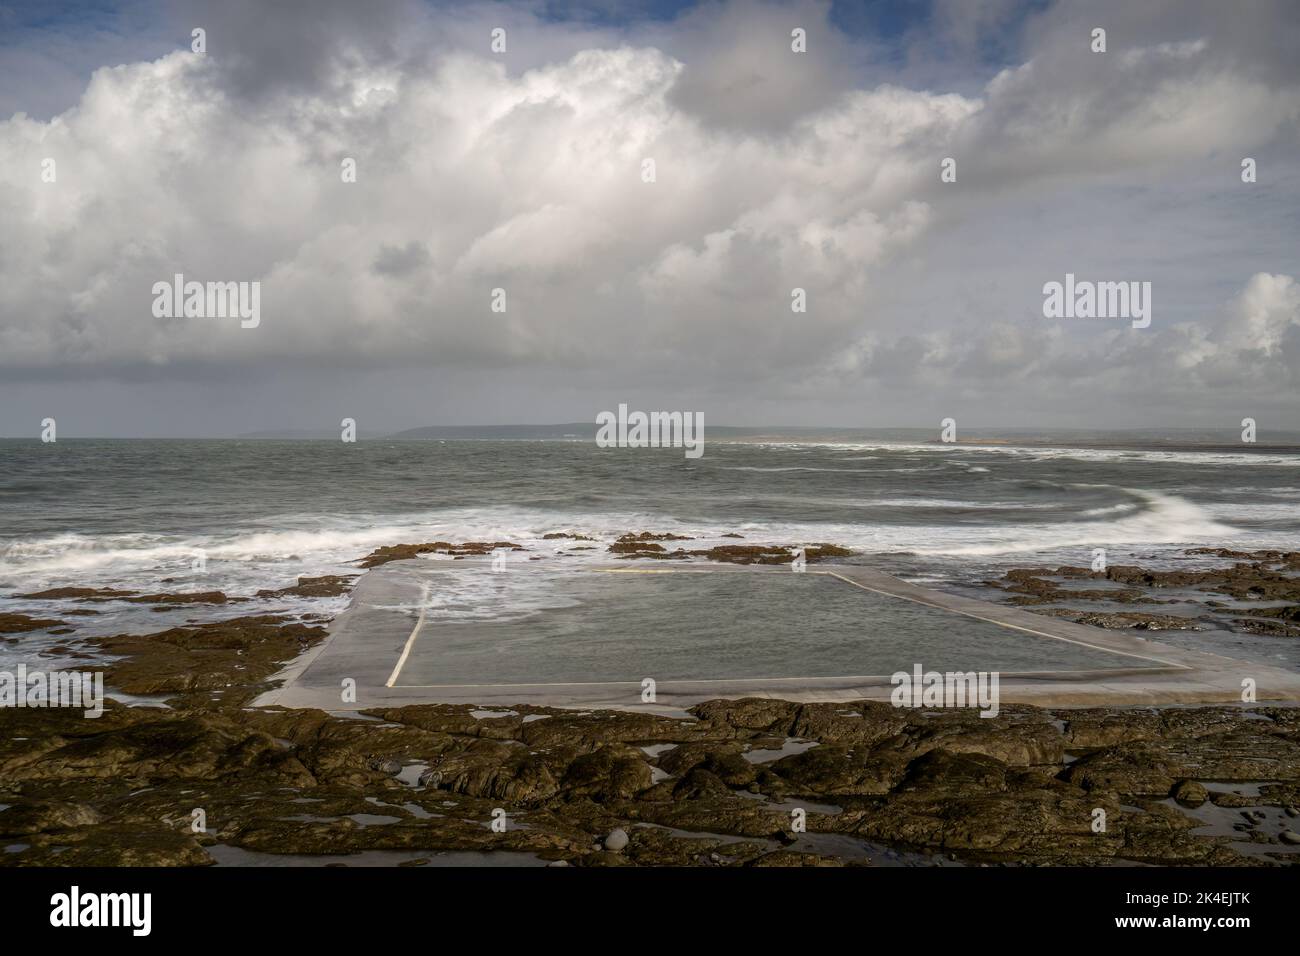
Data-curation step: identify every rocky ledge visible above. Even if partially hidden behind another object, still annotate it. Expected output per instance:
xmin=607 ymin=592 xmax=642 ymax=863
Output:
xmin=606 ymin=537 xmax=855 ymax=564
xmin=356 ymin=533 xmax=853 ymax=567
xmin=988 ymin=548 xmax=1300 ymax=636
xmin=357 ymin=542 xmax=527 ymax=568
xmin=17 ymin=587 xmax=245 ymax=607
xmin=2 ymin=613 xmax=1299 ymax=867
xmin=0 ymin=614 xmax=68 ymax=636
xmin=5 ymin=542 xmax=1299 ymax=867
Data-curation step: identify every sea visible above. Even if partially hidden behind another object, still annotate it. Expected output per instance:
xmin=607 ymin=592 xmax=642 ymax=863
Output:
xmin=2 ymin=435 xmax=1299 ymax=670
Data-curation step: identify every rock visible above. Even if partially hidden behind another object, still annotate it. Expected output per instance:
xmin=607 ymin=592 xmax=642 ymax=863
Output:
xmin=0 ymin=613 xmax=66 ymax=634
xmin=609 ymin=540 xmax=666 ymax=554
xmin=87 ymin=615 xmax=329 ymax=700
xmin=417 ymin=768 xmax=443 ymax=788
xmin=604 ymin=828 xmax=629 ymax=851
xmin=672 ymin=767 xmax=733 ymax=801
xmin=657 ymin=742 xmax=757 ymax=787
xmin=1232 ymin=617 xmax=1300 ymax=637
xmin=17 ymin=587 xmax=139 ymax=600
xmin=0 ymin=801 xmax=104 ymax=833
xmin=604 ymin=537 xmax=854 ymax=564
xmin=1279 ymin=830 xmax=1300 ymax=845
xmin=1064 ymin=722 xmax=1300 ymax=798
xmin=1063 ymin=611 xmax=1200 ymax=631
xmin=993 ymin=554 xmax=1300 ymax=641
xmin=687 ymin=544 xmax=839 ymax=565
xmin=750 ymin=850 xmax=845 ymax=867
xmin=126 ymin=591 xmax=240 ymax=605
xmin=1171 ymin=780 xmax=1208 ymax=808
xmin=691 ymin=697 xmax=799 ymax=731
xmin=368 ymin=757 xmax=403 ymax=776
xmin=257 ymin=575 xmax=356 ymax=598
xmin=561 ymin=748 xmax=653 ymax=801
xmin=19 ymin=587 xmax=240 ymax=606
xmin=769 ymin=744 xmax=906 ymax=796
xmin=7 ymin=601 xmax=1297 ymax=868
xmin=357 ymin=542 xmax=525 ymax=568
xmin=418 ymin=746 xmax=559 ymax=803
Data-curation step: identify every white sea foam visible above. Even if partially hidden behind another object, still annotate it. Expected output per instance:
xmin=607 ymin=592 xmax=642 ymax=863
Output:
xmin=901 ymin=489 xmax=1234 ymax=556
xmin=0 ymin=484 xmax=1287 ymax=642
xmin=717 ymin=466 xmax=884 ymax=474
xmin=0 ymin=490 xmax=1247 ymax=588
xmin=1080 ymin=503 xmax=1139 ymax=517
xmin=753 ymin=439 xmax=1300 ymax=467
xmin=869 ymin=498 xmax=1057 ymax=511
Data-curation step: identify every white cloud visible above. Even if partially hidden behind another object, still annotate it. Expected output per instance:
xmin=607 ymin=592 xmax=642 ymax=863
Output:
xmin=0 ymin=35 xmax=980 ymax=377
xmin=1224 ymin=272 xmax=1300 ymax=355
xmin=0 ymin=0 xmax=1297 ymax=429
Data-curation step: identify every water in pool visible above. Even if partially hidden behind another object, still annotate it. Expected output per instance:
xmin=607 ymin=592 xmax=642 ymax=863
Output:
xmin=391 ymin=567 xmax=1164 ymax=686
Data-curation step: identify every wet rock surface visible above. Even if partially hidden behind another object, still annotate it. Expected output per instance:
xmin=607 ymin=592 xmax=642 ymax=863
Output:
xmin=255 ymin=575 xmax=357 ymax=599
xmin=16 ymin=587 xmax=244 ymax=607
xmin=0 ymin=614 xmax=67 ymax=635
xmin=1035 ymin=609 xmax=1202 ymax=631
xmin=357 ymin=542 xmax=527 ymax=569
xmin=606 ymin=540 xmax=855 ymax=564
xmin=2 ymin=613 xmax=1298 ymax=867
xmin=988 ymin=549 xmax=1300 ymax=639
xmin=87 ymin=615 xmax=329 ymax=703
xmin=5 ymin=542 xmax=1298 ymax=867
xmin=352 ymin=533 xmax=854 ymax=567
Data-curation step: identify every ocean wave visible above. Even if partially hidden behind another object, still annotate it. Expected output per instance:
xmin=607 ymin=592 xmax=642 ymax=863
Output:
xmin=716 ymin=466 xmax=882 ymax=474
xmin=902 ymin=489 xmax=1234 ymax=556
xmin=868 ymin=498 xmax=1057 ymax=511
xmin=0 ymin=490 xmax=1236 ymax=583
xmin=752 ymin=440 xmax=1300 ymax=467
xmin=1079 ymin=503 xmax=1139 ymax=517
xmin=0 ymin=486 xmax=1270 ymax=635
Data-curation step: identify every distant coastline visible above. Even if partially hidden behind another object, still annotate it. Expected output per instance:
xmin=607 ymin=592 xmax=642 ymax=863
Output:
xmin=226 ymin=424 xmax=1300 ymax=451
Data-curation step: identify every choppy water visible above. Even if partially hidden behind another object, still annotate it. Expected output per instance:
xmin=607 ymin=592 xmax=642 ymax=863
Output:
xmin=1 ymin=437 xmax=1298 ymax=657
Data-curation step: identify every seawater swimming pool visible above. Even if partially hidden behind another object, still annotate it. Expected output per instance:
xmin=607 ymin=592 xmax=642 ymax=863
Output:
xmin=386 ymin=566 xmax=1168 ymax=688
xmin=261 ymin=558 xmax=1300 ymax=711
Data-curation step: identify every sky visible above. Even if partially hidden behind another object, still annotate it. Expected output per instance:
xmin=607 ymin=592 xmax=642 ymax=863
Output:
xmin=0 ymin=0 xmax=1298 ymax=436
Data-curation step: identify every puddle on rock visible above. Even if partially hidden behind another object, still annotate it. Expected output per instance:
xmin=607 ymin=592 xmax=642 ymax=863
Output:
xmin=743 ymin=738 xmax=820 ymax=764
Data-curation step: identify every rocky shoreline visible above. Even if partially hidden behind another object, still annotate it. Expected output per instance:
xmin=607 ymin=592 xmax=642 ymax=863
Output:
xmin=3 ymin=541 xmax=1300 ymax=867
